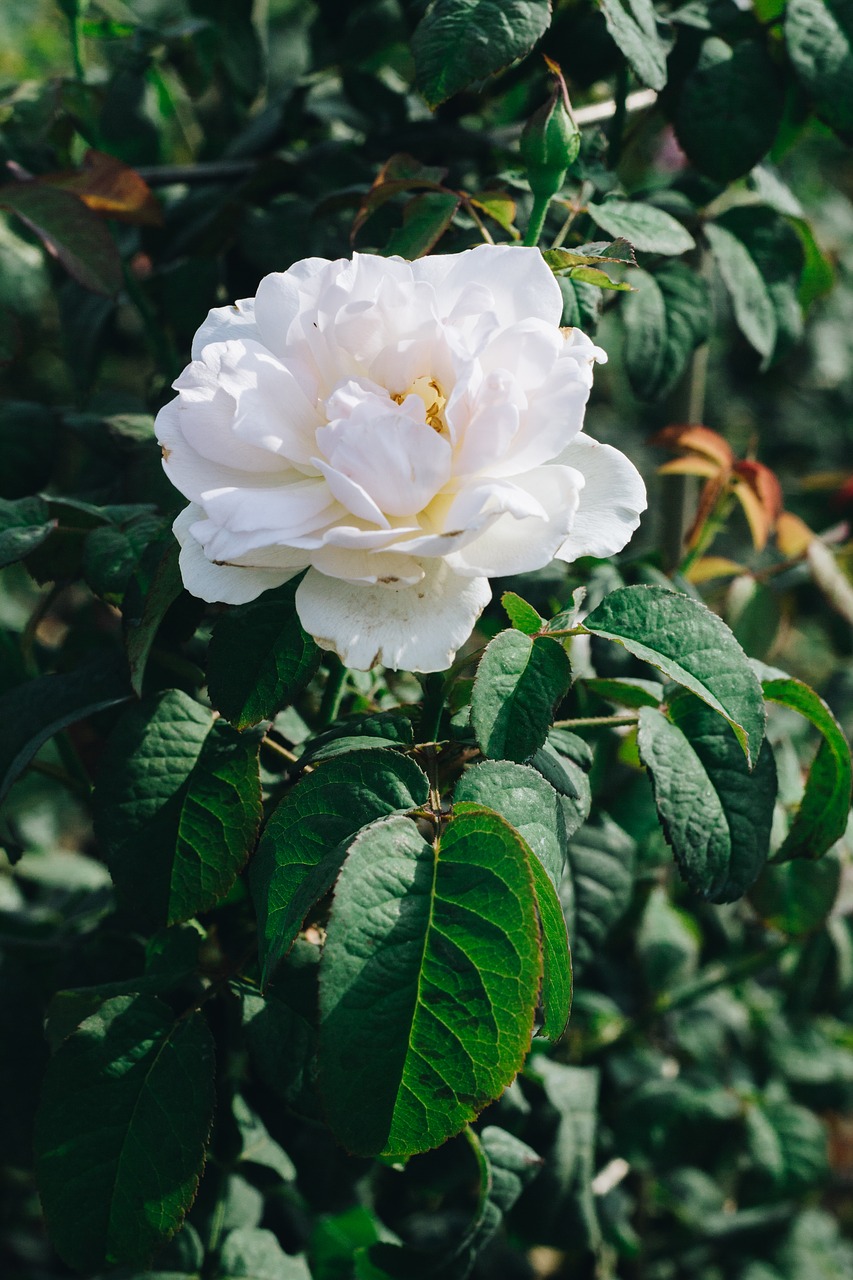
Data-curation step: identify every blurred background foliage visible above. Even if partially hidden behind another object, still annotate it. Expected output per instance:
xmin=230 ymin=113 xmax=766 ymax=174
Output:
xmin=2 ymin=1 xmax=853 ymax=1278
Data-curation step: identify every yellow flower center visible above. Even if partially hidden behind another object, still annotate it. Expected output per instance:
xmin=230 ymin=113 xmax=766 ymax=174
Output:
xmin=392 ymin=376 xmax=447 ymax=434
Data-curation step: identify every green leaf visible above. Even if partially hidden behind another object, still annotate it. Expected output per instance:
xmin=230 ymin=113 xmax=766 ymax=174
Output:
xmin=0 ymin=401 xmax=57 ymax=499
xmin=749 ymin=854 xmax=842 ymax=934
xmin=583 ymin=676 xmax=664 ymax=708
xmin=524 ymin=1059 xmax=600 ymax=1247
xmin=599 ymin=0 xmax=670 ymax=90
xmin=760 ymin=670 xmax=852 ymax=860
xmin=412 ymin=0 xmax=552 ymax=107
xmin=94 ymin=690 xmax=262 ymax=928
xmin=251 ymin=749 xmax=430 ymax=985
xmin=207 ymin=581 xmax=321 ymax=729
xmin=622 ymin=264 xmax=710 ymax=401
xmin=296 ymin=710 xmax=415 ymax=767
xmin=674 ymin=38 xmax=786 ymax=182
xmin=83 ymin=515 xmax=166 ymax=602
xmin=705 ymin=221 xmax=777 ymax=361
xmin=562 ymin=815 xmax=635 ymax=976
xmin=383 ymin=191 xmax=460 ymax=259
xmin=586 ymin=200 xmax=695 ymax=256
xmin=637 ymin=696 xmax=777 ymax=901
xmin=472 ymin=630 xmax=572 ymax=763
xmin=217 ymin=1228 xmax=311 ymax=1280
xmin=34 ymin=994 xmax=215 ymax=1272
xmin=747 ymin=1099 xmax=829 ymax=1193
xmin=0 ymin=495 xmax=55 ymax=567
xmin=0 ymin=657 xmax=131 ymax=803
xmin=543 ymin=239 xmax=637 ymax=270
xmin=0 ymin=183 xmax=123 ymax=295
xmin=501 ymin=590 xmax=543 ymax=634
xmin=582 ymin=585 xmax=766 ymax=764
xmin=454 ymin=760 xmax=567 ymax=887
xmin=716 ymin=206 xmax=805 ymax=364
xmin=318 ymin=807 xmax=541 ymax=1157
xmin=527 ymin=851 xmax=573 ymax=1040
xmin=457 ymin=1126 xmax=544 ymax=1264
xmin=567 ymin=265 xmax=634 ymax=291
xmin=786 ymin=0 xmax=853 ymax=140
xmin=125 ymin=538 xmax=184 ymax=697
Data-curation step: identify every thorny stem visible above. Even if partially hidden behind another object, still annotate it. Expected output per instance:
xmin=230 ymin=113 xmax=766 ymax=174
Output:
xmin=552 ymin=713 xmax=639 ymax=730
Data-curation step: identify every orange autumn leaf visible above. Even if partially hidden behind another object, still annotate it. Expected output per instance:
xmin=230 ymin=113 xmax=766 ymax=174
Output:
xmin=650 ymin=424 xmax=734 ymax=472
xmin=658 ymin=456 xmax=722 ymax=479
xmin=776 ymin=511 xmax=815 ymax=558
xmin=41 ymin=150 xmax=162 ymax=227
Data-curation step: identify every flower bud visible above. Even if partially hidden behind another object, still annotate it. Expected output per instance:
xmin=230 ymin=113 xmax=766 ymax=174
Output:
xmin=520 ymin=60 xmax=581 ymax=202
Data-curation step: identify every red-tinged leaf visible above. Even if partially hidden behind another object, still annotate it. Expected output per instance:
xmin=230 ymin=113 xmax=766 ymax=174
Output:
xmin=685 ymin=475 xmax=728 ymax=549
xmin=658 ymin=456 xmax=722 ymax=480
xmin=383 ymin=191 xmax=460 ymax=260
xmin=776 ymin=511 xmax=815 ymax=558
xmin=650 ymin=424 xmax=735 ymax=471
xmin=352 ymin=152 xmax=449 ymax=241
xmin=731 ymin=474 xmax=775 ymax=551
xmin=40 ymin=150 xmax=163 ymax=227
xmin=734 ymin=460 xmax=783 ymax=521
xmin=0 ymin=183 xmax=123 ymax=295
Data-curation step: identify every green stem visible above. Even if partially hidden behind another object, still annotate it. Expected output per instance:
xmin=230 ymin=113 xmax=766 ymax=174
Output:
xmin=67 ymin=10 xmax=85 ymax=80
xmin=523 ymin=192 xmax=552 ymax=247
xmin=317 ymin=655 xmax=346 ymax=727
xmin=552 ymin=713 xmax=638 ymax=730
xmin=419 ymin=672 xmax=446 ymax=745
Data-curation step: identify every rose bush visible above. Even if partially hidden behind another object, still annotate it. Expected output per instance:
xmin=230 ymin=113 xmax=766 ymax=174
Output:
xmin=156 ymin=244 xmax=646 ymax=670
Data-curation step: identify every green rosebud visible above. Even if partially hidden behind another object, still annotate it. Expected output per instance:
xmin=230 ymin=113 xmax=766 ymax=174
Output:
xmin=520 ymin=59 xmax=581 ymax=202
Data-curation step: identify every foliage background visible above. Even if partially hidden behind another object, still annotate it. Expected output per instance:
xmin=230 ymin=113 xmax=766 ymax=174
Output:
xmin=2 ymin=1 xmax=853 ymax=1278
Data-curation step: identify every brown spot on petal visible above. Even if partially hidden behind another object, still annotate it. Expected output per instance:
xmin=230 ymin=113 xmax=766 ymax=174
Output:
xmin=417 ymin=593 xmax=425 ymax=600
xmin=161 ymin=445 xmax=171 ymax=461
xmin=378 ymin=575 xmax=400 ymax=584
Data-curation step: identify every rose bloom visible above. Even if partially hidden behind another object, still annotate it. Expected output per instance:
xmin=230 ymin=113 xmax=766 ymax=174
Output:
xmin=156 ymin=245 xmax=646 ymax=671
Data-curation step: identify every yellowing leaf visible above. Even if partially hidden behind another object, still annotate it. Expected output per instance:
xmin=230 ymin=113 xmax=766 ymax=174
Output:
xmin=686 ymin=556 xmax=747 ymax=583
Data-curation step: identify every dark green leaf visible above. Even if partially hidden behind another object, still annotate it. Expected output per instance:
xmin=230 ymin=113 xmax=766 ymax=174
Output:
xmin=501 ymin=590 xmax=543 ymax=634
xmin=296 ymin=710 xmax=414 ymax=767
xmin=586 ymin=200 xmax=695 ymax=256
xmin=599 ymin=0 xmax=670 ymax=90
xmin=637 ymin=696 xmax=777 ymax=901
xmin=318 ymin=807 xmax=541 ymax=1157
xmin=457 ymin=1126 xmax=544 ymax=1264
xmin=472 ymin=630 xmax=572 ymax=763
xmin=125 ymin=538 xmax=184 ymax=697
xmin=218 ymin=1228 xmax=311 ymax=1280
xmin=34 ymin=994 xmax=214 ymax=1272
xmin=674 ymin=38 xmax=785 ymax=182
xmin=0 ymin=657 xmax=131 ymax=803
xmin=716 ymin=205 xmax=805 ymax=363
xmin=749 ymin=854 xmax=842 ymax=934
xmin=94 ymin=690 xmax=262 ymax=928
xmin=562 ymin=815 xmax=635 ymax=975
xmin=747 ymin=1099 xmax=829 ymax=1193
xmin=582 ymin=585 xmax=766 ymax=764
xmin=0 ymin=495 xmax=55 ymax=568
xmin=412 ymin=0 xmax=552 ymax=107
xmin=0 ymin=183 xmax=123 ymax=295
xmin=207 ymin=581 xmax=321 ymax=729
xmin=528 ymin=851 xmax=573 ymax=1040
xmin=760 ymin=670 xmax=852 ymax=860
xmin=622 ymin=264 xmax=710 ymax=401
xmin=705 ymin=221 xmax=777 ymax=360
xmin=0 ymin=401 xmax=57 ymax=499
xmin=383 ymin=191 xmax=460 ymax=258
xmin=786 ymin=0 xmax=853 ymax=140
xmin=583 ymin=676 xmax=664 ymax=708
xmin=251 ymin=749 xmax=430 ymax=985
xmin=454 ymin=760 xmax=567 ymax=887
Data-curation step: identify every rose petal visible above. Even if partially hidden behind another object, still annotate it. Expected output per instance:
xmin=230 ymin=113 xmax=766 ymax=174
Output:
xmin=174 ymin=505 xmax=297 ymax=604
xmin=554 ymin=432 xmax=647 ymax=561
xmin=295 ymin=560 xmax=491 ymax=671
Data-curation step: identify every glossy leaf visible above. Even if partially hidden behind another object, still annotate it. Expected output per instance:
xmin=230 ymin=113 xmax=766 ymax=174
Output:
xmin=207 ymin=580 xmax=321 ymax=729
xmin=637 ymin=696 xmax=777 ymax=901
xmin=582 ymin=585 xmax=766 ymax=764
xmin=562 ymin=816 xmax=635 ymax=976
xmin=94 ymin=689 xmax=263 ymax=928
xmin=472 ymin=629 xmax=572 ymax=763
xmin=760 ymin=669 xmax=852 ymax=860
xmin=587 ymin=200 xmax=695 ymax=256
xmin=599 ymin=0 xmax=670 ymax=90
xmin=384 ymin=191 xmax=460 ymax=258
xmin=318 ymin=807 xmax=541 ymax=1157
xmin=622 ymin=264 xmax=710 ymax=401
xmin=412 ymin=0 xmax=552 ymax=107
xmin=34 ymin=994 xmax=215 ymax=1273
xmin=251 ymin=749 xmax=430 ymax=984
xmin=786 ymin=0 xmax=853 ymax=140
xmin=705 ymin=221 xmax=777 ymax=360
xmin=501 ymin=590 xmax=543 ymax=635
xmin=0 ymin=495 xmax=55 ymax=568
xmin=454 ymin=759 xmax=568 ymax=887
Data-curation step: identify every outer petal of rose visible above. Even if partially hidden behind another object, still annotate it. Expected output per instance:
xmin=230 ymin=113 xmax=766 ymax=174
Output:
xmin=253 ymin=257 xmax=335 ymax=356
xmin=191 ymin=298 xmax=260 ymax=361
xmin=295 ymin=561 xmax=491 ymax=672
xmin=200 ymin=477 xmax=341 ymax=537
xmin=420 ymin=244 xmax=563 ymax=329
xmin=447 ymin=465 xmax=584 ymax=577
xmin=553 ymin=433 xmax=647 ymax=562
xmin=174 ymin=505 xmax=298 ymax=604
xmin=157 ymin=399 xmax=287 ymax=506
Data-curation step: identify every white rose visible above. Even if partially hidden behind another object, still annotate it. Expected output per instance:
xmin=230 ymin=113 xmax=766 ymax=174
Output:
xmin=156 ymin=244 xmax=646 ymax=672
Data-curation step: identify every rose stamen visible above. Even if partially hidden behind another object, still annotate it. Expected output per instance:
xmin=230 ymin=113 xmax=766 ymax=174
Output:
xmin=392 ymin=376 xmax=447 ymax=434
